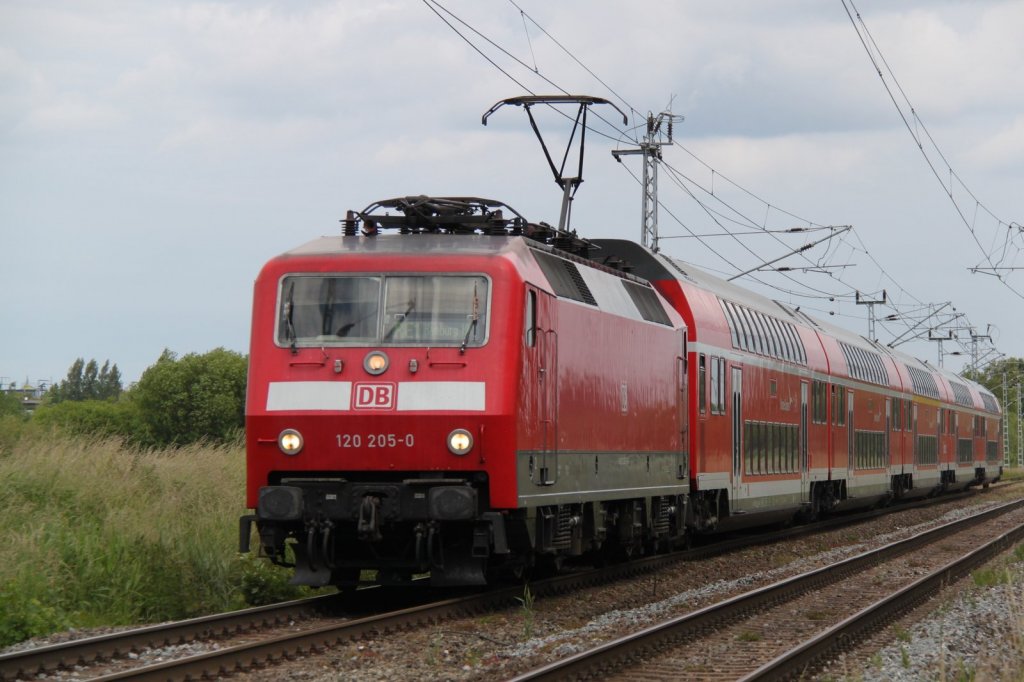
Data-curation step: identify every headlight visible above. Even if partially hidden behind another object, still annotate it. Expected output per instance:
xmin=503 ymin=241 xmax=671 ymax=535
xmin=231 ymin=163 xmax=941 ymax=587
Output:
xmin=364 ymin=350 xmax=389 ymax=375
xmin=278 ymin=429 xmax=304 ymax=455
xmin=447 ymin=428 xmax=473 ymax=456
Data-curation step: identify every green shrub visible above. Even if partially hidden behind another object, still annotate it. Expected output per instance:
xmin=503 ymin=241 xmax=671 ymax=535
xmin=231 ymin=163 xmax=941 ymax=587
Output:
xmin=0 ymin=582 xmax=68 ymax=646
xmin=132 ymin=348 xmax=247 ymax=447
xmin=0 ymin=391 xmax=23 ymax=417
xmin=31 ymin=399 xmax=141 ymax=441
xmin=235 ymin=553 xmax=306 ymax=606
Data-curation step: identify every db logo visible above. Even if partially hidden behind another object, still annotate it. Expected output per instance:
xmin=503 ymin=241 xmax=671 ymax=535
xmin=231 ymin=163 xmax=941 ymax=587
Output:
xmin=353 ymin=383 xmax=395 ymax=410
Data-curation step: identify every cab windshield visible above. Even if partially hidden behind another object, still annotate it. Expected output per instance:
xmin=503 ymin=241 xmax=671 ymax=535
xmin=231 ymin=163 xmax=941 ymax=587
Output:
xmin=278 ymin=274 xmax=489 ymax=348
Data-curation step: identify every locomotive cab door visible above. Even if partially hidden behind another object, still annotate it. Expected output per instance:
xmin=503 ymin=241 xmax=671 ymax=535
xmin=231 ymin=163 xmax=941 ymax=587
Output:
xmin=532 ymin=289 xmax=558 ymax=485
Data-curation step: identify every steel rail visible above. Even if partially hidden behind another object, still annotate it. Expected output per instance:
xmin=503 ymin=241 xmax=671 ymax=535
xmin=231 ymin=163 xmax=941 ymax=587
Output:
xmin=0 ymin=593 xmax=339 ymax=681
xmin=508 ymin=497 xmax=1024 ymax=681
xmin=742 ymin=518 xmax=1024 ymax=681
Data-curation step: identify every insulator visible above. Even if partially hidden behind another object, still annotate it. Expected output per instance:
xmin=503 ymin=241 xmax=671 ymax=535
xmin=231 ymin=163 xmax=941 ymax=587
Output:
xmin=342 ymin=210 xmax=358 ymax=236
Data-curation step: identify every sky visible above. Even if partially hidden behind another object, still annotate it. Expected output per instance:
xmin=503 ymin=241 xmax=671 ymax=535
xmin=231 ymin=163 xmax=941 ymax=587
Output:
xmin=2 ymin=0 xmax=1022 ymax=389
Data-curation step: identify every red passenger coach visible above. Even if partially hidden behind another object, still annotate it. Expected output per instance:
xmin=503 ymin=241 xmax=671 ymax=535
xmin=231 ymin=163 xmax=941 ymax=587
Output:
xmin=241 ymin=198 xmax=689 ymax=586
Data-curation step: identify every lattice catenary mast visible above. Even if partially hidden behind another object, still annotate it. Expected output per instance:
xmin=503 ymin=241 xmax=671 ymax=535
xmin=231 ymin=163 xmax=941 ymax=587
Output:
xmin=611 ymin=111 xmax=684 ymax=252
xmin=1004 ymin=372 xmax=1011 ymax=464
xmin=1017 ymin=380 xmax=1023 ymax=468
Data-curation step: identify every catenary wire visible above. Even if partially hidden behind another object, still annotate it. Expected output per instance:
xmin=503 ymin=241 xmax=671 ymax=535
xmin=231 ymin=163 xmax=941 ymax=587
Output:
xmin=841 ymin=0 xmax=1024 ymax=302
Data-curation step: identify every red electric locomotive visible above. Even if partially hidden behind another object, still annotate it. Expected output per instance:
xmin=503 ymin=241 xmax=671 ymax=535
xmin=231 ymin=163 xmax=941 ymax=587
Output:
xmin=241 ymin=196 xmax=1003 ymax=588
xmin=241 ymin=197 xmax=690 ymax=586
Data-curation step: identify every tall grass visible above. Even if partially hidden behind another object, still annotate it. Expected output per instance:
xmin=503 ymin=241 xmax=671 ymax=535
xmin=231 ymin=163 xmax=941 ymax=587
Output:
xmin=0 ymin=431 xmax=301 ymax=646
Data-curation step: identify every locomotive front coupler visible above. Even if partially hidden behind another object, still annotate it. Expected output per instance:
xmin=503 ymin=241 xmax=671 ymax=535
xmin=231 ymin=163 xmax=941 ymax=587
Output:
xmin=425 ymin=521 xmax=444 ymax=570
xmin=357 ymin=495 xmax=384 ymax=542
xmin=414 ymin=522 xmax=428 ymax=570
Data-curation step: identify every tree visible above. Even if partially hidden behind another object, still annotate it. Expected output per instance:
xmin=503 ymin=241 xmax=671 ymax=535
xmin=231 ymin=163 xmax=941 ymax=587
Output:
xmin=82 ymin=360 xmax=99 ymax=400
xmin=98 ymin=361 xmax=122 ymax=400
xmin=50 ymin=358 xmax=85 ymax=403
xmin=970 ymin=356 xmax=1024 ymax=466
xmin=132 ymin=348 xmax=247 ymax=447
xmin=49 ymin=358 xmax=123 ymax=403
xmin=972 ymin=357 xmax=1024 ymax=398
xmin=0 ymin=391 xmax=23 ymax=417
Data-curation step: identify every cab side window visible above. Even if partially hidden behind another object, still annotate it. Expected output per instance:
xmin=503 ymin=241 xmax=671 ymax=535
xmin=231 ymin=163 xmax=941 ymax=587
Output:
xmin=525 ymin=290 xmax=536 ymax=347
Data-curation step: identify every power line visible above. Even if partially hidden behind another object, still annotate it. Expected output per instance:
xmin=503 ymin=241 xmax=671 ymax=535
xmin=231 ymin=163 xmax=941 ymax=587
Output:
xmin=422 ymin=0 xmax=638 ymax=145
xmin=507 ymin=0 xmax=638 ymax=122
xmin=841 ymin=0 xmax=1024 ymax=300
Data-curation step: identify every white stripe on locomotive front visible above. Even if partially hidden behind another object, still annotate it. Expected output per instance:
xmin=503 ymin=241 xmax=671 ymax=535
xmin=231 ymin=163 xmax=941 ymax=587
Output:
xmin=265 ymin=381 xmax=485 ymax=412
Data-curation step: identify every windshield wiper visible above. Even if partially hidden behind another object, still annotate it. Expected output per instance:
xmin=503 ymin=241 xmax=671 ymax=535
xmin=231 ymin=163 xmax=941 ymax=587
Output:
xmin=320 ymin=278 xmax=335 ymax=336
xmin=284 ymin=281 xmax=298 ymax=354
xmin=459 ymin=283 xmax=480 ymax=355
xmin=459 ymin=317 xmax=478 ymax=354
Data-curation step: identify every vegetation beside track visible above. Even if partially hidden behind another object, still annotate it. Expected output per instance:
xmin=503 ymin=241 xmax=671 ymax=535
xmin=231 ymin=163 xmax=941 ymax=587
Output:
xmin=1000 ymin=466 xmax=1024 ymax=483
xmin=0 ymin=432 xmax=309 ymax=647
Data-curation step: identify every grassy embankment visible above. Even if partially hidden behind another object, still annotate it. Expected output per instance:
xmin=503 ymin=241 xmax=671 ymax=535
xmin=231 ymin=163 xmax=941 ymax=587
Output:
xmin=0 ymin=431 xmax=307 ymax=647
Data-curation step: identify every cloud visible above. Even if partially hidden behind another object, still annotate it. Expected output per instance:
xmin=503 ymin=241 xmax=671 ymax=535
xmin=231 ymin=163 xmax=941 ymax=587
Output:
xmin=967 ymin=115 xmax=1024 ymax=171
xmin=157 ymin=114 xmax=334 ymax=155
xmin=877 ymin=3 xmax=1024 ymax=117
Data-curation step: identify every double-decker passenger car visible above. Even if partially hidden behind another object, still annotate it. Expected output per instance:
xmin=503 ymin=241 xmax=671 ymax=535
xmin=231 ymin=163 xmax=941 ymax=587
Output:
xmin=593 ymin=239 xmax=1003 ymax=529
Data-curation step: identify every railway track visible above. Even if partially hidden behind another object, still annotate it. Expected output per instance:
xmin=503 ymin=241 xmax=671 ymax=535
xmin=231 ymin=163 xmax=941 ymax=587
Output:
xmin=0 ymin=593 xmax=345 ymax=681
xmin=509 ymin=497 xmax=1024 ymax=681
xmin=0 ymin=487 xmax=1006 ymax=681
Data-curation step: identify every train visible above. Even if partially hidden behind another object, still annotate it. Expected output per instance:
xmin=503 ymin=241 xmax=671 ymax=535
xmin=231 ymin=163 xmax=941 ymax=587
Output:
xmin=239 ymin=195 xmax=1003 ymax=587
